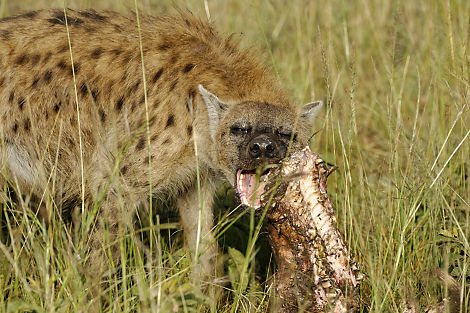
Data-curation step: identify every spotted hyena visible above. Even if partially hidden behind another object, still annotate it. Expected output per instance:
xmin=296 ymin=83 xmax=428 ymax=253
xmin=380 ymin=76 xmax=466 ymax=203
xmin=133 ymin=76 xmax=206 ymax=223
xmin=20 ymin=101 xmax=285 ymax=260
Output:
xmin=0 ymin=9 xmax=322 ymax=292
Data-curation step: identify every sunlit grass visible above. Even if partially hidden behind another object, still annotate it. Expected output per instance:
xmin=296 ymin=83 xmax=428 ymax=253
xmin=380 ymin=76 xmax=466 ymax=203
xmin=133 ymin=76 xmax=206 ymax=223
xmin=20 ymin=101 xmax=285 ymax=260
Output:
xmin=0 ymin=0 xmax=469 ymax=312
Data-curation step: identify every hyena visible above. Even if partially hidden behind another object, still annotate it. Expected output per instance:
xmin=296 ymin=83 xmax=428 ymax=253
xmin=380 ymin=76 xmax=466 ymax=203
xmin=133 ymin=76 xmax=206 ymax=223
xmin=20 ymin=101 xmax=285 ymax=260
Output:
xmin=0 ymin=9 xmax=322 ymax=294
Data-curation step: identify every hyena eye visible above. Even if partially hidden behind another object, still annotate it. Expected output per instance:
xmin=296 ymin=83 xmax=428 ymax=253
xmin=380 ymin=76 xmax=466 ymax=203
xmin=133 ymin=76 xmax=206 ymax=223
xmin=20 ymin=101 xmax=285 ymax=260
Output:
xmin=276 ymin=129 xmax=296 ymax=141
xmin=230 ymin=125 xmax=251 ymax=135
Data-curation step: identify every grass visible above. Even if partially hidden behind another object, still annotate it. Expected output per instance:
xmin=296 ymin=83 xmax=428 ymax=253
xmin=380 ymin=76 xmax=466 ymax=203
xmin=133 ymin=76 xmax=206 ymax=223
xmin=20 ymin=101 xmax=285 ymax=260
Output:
xmin=1 ymin=0 xmax=469 ymax=312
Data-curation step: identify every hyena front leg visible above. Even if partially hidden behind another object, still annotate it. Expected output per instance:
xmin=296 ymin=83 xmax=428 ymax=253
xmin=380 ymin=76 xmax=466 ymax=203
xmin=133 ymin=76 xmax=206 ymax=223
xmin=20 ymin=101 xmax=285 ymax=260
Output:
xmin=83 ymin=145 xmax=137 ymax=273
xmin=177 ymin=177 xmax=222 ymax=300
xmin=83 ymin=167 xmax=139 ymax=299
xmin=86 ymin=193 xmax=123 ymax=272
xmin=0 ymin=172 xmax=8 ymax=204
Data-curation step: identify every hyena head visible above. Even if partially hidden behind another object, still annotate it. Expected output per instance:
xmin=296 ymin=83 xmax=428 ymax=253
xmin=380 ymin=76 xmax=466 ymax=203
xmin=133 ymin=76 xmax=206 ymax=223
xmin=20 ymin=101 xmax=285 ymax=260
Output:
xmin=199 ymin=85 xmax=322 ymax=208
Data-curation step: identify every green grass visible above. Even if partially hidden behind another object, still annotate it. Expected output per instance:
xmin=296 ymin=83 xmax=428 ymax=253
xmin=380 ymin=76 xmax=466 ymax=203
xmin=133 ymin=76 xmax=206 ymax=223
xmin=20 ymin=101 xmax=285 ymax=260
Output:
xmin=1 ymin=0 xmax=469 ymax=312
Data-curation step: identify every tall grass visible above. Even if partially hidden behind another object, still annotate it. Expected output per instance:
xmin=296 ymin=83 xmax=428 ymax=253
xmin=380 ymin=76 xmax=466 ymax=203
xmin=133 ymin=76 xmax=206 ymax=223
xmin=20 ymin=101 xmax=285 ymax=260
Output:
xmin=1 ymin=0 xmax=469 ymax=312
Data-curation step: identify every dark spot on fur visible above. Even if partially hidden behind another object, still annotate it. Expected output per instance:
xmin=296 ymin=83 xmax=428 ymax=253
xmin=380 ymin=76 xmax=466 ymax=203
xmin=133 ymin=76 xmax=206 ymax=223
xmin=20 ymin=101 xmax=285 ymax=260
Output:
xmin=48 ymin=10 xmax=83 ymax=26
xmin=24 ymin=118 xmax=30 ymax=131
xmin=112 ymin=24 xmax=122 ymax=32
xmin=53 ymin=101 xmax=62 ymax=112
xmin=144 ymin=155 xmax=155 ymax=163
xmin=165 ymin=114 xmax=175 ymax=128
xmin=80 ymin=83 xmax=88 ymax=97
xmin=151 ymin=134 xmax=158 ymax=141
xmin=59 ymin=195 xmax=81 ymax=218
xmin=31 ymin=54 xmax=41 ymax=66
xmin=99 ymin=109 xmax=106 ymax=123
xmin=152 ymin=69 xmax=163 ymax=83
xmin=131 ymin=101 xmax=137 ymax=112
xmin=130 ymin=80 xmax=140 ymax=93
xmin=91 ymin=89 xmax=98 ymax=101
xmin=136 ymin=138 xmax=145 ymax=151
xmin=71 ymin=62 xmax=80 ymax=75
xmin=0 ymin=16 xmax=14 ymax=22
xmin=77 ymin=10 xmax=107 ymax=22
xmin=18 ymin=97 xmax=25 ymax=110
xmin=67 ymin=137 xmax=75 ymax=147
xmin=43 ymin=71 xmax=53 ymax=83
xmin=158 ymin=43 xmax=170 ymax=51
xmin=169 ymin=80 xmax=178 ymax=91
xmin=8 ymin=91 xmax=14 ymax=103
xmin=1 ymin=30 xmax=10 ymax=40
xmin=57 ymin=60 xmax=67 ymax=70
xmin=46 ymin=16 xmax=62 ymax=25
xmin=116 ymin=96 xmax=124 ymax=111
xmin=136 ymin=118 xmax=146 ymax=127
xmin=187 ymin=125 xmax=193 ymax=136
xmin=43 ymin=52 xmax=53 ymax=64
xmin=132 ymin=181 xmax=148 ymax=188
xmin=14 ymin=54 xmax=29 ymax=65
xmin=139 ymin=95 xmax=145 ymax=104
xmin=1 ymin=11 xmax=38 ymax=22
xmin=185 ymin=19 xmax=190 ymax=26
xmin=162 ymin=138 xmax=171 ymax=145
xmin=153 ymin=99 xmax=160 ymax=108
xmin=111 ymin=48 xmax=122 ymax=56
xmin=31 ymin=76 xmax=40 ymax=88
xmin=91 ymin=47 xmax=103 ymax=59
xmin=183 ymin=63 xmax=195 ymax=73
xmin=120 ymin=165 xmax=128 ymax=175
xmin=121 ymin=52 xmax=132 ymax=65
xmin=20 ymin=11 xmax=38 ymax=19
xmin=84 ymin=26 xmax=96 ymax=33
xmin=0 ymin=77 xmax=5 ymax=88
xmin=169 ymin=54 xmax=178 ymax=64
xmin=58 ymin=44 xmax=69 ymax=53
xmin=12 ymin=123 xmax=18 ymax=133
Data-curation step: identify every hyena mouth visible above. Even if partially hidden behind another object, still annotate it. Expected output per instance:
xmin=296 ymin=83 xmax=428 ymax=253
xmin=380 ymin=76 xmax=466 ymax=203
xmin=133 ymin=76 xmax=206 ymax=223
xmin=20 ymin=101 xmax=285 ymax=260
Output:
xmin=236 ymin=168 xmax=271 ymax=209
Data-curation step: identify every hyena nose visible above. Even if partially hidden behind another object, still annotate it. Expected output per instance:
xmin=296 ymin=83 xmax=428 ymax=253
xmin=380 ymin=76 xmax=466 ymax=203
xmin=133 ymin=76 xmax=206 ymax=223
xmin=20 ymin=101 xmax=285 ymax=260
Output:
xmin=248 ymin=135 xmax=277 ymax=159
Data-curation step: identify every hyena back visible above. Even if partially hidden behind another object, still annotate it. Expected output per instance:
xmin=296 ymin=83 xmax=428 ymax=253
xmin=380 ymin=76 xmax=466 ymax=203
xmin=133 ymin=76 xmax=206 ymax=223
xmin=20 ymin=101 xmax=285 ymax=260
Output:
xmin=0 ymin=9 xmax=321 ymax=296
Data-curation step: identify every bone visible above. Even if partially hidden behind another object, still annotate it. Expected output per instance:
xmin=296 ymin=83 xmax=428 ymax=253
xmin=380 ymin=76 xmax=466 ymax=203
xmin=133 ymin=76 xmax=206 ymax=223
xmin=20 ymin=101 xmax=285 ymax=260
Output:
xmin=260 ymin=146 xmax=368 ymax=313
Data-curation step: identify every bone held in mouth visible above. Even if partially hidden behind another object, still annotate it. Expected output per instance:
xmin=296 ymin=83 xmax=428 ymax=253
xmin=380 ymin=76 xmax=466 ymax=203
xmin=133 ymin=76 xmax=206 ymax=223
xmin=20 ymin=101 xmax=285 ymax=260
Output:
xmin=259 ymin=146 xmax=368 ymax=313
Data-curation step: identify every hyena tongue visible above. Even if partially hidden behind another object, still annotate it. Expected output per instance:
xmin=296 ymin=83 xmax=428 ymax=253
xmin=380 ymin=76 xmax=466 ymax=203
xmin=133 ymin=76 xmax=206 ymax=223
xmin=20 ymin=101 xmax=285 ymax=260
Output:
xmin=236 ymin=170 xmax=267 ymax=209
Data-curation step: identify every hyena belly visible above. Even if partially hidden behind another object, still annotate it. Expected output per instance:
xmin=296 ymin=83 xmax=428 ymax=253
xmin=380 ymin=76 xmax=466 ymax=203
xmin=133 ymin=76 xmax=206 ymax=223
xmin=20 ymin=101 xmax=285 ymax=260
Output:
xmin=0 ymin=9 xmax=322 ymax=298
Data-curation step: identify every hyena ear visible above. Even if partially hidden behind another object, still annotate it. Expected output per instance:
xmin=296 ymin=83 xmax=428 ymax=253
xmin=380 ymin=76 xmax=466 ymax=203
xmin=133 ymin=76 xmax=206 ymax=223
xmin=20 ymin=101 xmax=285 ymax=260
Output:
xmin=198 ymin=84 xmax=228 ymax=140
xmin=301 ymin=100 xmax=323 ymax=123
